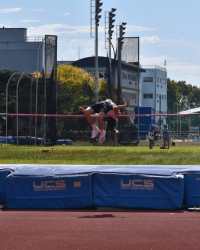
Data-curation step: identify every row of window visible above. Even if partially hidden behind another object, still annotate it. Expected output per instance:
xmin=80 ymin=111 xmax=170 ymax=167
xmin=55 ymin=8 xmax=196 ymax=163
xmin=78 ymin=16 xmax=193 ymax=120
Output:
xmin=144 ymin=94 xmax=167 ymax=100
xmin=157 ymin=94 xmax=167 ymax=100
xmin=143 ymin=94 xmax=153 ymax=99
xmin=143 ymin=77 xmax=167 ymax=84
xmin=123 ymin=72 xmax=137 ymax=81
xmin=122 ymin=91 xmax=137 ymax=100
xmin=157 ymin=78 xmax=166 ymax=84
xmin=143 ymin=77 xmax=153 ymax=82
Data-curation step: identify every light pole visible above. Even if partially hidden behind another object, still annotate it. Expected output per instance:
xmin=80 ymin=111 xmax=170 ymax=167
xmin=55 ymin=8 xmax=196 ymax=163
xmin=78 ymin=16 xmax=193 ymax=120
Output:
xmin=94 ymin=0 xmax=103 ymax=103
xmin=6 ymin=72 xmax=17 ymax=144
xmin=35 ymin=37 xmax=45 ymax=145
xmin=117 ymin=22 xmax=126 ymax=105
xmin=108 ymin=8 xmax=116 ymax=64
xmin=16 ymin=71 xmax=25 ymax=145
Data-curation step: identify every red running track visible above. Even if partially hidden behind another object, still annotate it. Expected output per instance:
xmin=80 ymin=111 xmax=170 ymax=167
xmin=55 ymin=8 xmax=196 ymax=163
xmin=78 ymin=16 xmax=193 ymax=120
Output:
xmin=0 ymin=209 xmax=200 ymax=250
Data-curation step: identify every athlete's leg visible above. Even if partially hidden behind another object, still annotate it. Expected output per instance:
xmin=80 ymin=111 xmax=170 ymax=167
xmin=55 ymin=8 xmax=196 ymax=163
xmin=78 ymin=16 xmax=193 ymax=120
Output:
xmin=97 ymin=111 xmax=105 ymax=130
xmin=83 ymin=107 xmax=100 ymax=138
xmin=97 ymin=112 xmax=106 ymax=143
xmin=84 ymin=107 xmax=96 ymax=125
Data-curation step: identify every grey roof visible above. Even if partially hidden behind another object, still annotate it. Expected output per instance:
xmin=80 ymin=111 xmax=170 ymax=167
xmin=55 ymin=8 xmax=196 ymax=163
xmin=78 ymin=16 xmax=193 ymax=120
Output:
xmin=71 ymin=56 xmax=146 ymax=73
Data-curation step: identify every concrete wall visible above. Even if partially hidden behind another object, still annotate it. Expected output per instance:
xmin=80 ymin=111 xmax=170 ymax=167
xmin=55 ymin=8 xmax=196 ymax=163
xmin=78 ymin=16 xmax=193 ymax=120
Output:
xmin=0 ymin=42 xmax=44 ymax=74
xmin=0 ymin=28 xmax=27 ymax=42
xmin=0 ymin=28 xmax=44 ymax=73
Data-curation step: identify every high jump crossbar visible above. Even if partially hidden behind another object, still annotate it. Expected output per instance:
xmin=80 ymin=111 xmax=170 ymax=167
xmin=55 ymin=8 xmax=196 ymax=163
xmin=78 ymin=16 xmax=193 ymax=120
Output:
xmin=4 ymin=113 xmax=191 ymax=117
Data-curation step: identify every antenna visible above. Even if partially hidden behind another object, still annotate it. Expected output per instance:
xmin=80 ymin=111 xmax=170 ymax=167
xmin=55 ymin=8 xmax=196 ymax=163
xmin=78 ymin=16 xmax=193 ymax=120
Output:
xmin=78 ymin=44 xmax=80 ymax=60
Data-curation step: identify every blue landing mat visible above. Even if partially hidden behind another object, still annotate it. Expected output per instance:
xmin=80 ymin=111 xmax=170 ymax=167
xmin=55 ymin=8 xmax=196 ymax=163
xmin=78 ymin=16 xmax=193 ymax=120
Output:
xmin=0 ymin=167 xmax=15 ymax=203
xmin=2 ymin=164 xmax=200 ymax=176
xmin=1 ymin=165 xmax=200 ymax=209
xmin=93 ymin=173 xmax=184 ymax=210
xmin=6 ymin=173 xmax=93 ymax=209
xmin=184 ymin=174 xmax=200 ymax=207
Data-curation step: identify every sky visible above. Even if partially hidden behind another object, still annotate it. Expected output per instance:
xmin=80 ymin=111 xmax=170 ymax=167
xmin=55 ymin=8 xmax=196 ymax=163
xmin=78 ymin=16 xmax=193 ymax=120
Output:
xmin=1 ymin=0 xmax=200 ymax=87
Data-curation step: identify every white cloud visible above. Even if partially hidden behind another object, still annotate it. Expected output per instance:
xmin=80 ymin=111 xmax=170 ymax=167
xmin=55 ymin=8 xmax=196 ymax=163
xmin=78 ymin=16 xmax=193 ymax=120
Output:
xmin=0 ymin=8 xmax=21 ymax=13
xmin=167 ymin=64 xmax=200 ymax=74
xmin=60 ymin=39 xmax=98 ymax=47
xmin=140 ymin=36 xmax=160 ymax=44
xmin=126 ymin=25 xmax=156 ymax=32
xmin=27 ymin=24 xmax=93 ymax=36
xmin=141 ymin=55 xmax=169 ymax=65
xmin=20 ymin=20 xmax=40 ymax=23
xmin=64 ymin=12 xmax=69 ymax=15
xmin=31 ymin=9 xmax=44 ymax=12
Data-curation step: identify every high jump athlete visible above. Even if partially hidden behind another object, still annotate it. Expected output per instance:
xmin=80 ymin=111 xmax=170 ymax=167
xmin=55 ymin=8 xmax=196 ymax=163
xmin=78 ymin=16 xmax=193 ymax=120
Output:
xmin=79 ymin=97 xmax=130 ymax=143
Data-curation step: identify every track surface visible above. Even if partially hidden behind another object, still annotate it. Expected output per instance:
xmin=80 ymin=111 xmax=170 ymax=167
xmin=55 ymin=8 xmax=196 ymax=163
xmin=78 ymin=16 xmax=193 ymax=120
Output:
xmin=0 ymin=209 xmax=200 ymax=250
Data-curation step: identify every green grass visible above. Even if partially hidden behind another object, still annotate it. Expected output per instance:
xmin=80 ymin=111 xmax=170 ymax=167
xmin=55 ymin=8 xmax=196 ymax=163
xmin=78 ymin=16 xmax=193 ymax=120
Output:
xmin=0 ymin=144 xmax=200 ymax=165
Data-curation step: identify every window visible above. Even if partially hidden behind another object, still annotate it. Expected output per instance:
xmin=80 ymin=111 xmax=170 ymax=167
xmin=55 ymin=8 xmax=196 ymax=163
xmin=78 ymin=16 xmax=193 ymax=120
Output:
xmin=122 ymin=92 xmax=137 ymax=100
xmin=123 ymin=73 xmax=127 ymax=79
xmin=162 ymin=95 xmax=164 ymax=99
xmin=143 ymin=94 xmax=153 ymax=99
xmin=128 ymin=74 xmax=137 ymax=81
xmin=143 ymin=77 xmax=153 ymax=82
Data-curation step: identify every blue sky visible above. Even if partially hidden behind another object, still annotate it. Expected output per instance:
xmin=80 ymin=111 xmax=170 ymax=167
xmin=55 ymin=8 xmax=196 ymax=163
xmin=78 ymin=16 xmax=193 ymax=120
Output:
xmin=1 ymin=0 xmax=200 ymax=86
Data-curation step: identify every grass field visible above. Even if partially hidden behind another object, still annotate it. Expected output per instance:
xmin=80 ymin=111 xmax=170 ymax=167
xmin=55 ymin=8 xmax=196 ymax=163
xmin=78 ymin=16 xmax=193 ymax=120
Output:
xmin=0 ymin=143 xmax=200 ymax=165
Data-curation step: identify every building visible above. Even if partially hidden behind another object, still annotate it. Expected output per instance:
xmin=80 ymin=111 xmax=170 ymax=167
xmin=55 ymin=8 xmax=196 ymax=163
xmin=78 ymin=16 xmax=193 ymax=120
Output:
xmin=0 ymin=27 xmax=44 ymax=74
xmin=140 ymin=66 xmax=167 ymax=125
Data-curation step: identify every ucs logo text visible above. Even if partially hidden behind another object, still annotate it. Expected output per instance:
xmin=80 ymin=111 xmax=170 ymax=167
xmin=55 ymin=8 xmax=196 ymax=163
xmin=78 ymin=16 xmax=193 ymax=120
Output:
xmin=121 ymin=179 xmax=154 ymax=190
xmin=33 ymin=180 xmax=66 ymax=191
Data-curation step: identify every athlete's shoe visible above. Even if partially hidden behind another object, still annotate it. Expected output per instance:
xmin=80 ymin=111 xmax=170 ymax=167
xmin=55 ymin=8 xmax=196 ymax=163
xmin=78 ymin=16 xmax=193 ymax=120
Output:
xmin=91 ymin=128 xmax=100 ymax=138
xmin=99 ymin=130 xmax=106 ymax=144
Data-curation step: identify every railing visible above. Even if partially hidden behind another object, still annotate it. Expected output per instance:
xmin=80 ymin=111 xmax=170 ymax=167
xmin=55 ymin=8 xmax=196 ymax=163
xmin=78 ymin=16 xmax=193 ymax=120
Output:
xmin=25 ymin=37 xmax=45 ymax=42
xmin=141 ymin=65 xmax=167 ymax=72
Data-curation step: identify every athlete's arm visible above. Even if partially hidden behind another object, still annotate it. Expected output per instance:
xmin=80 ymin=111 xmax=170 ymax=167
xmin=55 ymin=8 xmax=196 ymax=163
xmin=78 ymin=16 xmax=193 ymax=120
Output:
xmin=113 ymin=97 xmax=130 ymax=111
xmin=79 ymin=106 xmax=85 ymax=112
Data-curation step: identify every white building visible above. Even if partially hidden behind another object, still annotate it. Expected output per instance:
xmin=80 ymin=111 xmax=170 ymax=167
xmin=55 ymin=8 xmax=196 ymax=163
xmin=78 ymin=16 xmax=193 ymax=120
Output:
xmin=140 ymin=66 xmax=167 ymax=124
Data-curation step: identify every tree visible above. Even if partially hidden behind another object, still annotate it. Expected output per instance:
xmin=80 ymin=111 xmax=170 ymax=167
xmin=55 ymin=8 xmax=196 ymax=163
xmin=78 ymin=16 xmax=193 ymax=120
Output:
xmin=167 ymin=78 xmax=180 ymax=113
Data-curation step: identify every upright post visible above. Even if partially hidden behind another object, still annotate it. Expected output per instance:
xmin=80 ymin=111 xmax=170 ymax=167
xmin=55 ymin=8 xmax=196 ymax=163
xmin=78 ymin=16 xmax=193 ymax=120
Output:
xmin=29 ymin=77 xmax=34 ymax=145
xmin=16 ymin=71 xmax=25 ymax=145
xmin=95 ymin=22 xmax=99 ymax=103
xmin=137 ymin=37 xmax=140 ymax=142
xmin=6 ymin=72 xmax=17 ymax=144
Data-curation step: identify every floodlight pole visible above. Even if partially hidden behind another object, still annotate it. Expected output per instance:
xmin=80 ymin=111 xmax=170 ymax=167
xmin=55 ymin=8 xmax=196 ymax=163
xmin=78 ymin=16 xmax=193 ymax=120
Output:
xmin=16 ymin=71 xmax=25 ymax=146
xmin=117 ymin=37 xmax=122 ymax=105
xmin=6 ymin=72 xmax=17 ymax=144
xmin=35 ymin=37 xmax=45 ymax=145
